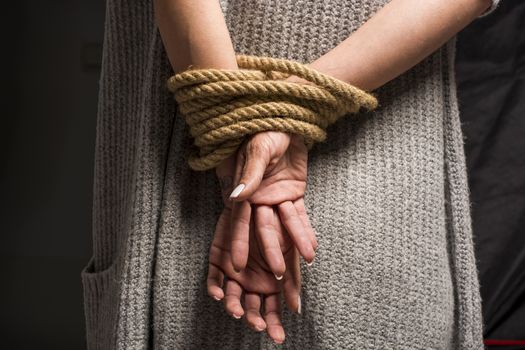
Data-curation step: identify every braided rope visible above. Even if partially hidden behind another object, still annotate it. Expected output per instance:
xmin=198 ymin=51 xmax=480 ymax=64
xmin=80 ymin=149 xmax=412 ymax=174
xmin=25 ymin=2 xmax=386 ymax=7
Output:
xmin=167 ymin=55 xmax=378 ymax=171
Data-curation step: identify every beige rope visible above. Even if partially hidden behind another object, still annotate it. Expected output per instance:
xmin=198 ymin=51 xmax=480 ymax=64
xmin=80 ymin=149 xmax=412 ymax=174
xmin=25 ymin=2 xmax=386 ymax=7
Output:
xmin=167 ymin=55 xmax=378 ymax=171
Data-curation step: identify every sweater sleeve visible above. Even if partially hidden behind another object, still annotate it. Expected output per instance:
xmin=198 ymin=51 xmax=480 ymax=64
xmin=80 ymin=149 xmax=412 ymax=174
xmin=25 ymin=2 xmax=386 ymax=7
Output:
xmin=478 ymin=0 xmax=501 ymax=18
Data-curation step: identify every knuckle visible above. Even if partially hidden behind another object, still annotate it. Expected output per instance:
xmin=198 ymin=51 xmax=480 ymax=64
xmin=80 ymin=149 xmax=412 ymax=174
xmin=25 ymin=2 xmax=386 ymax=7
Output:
xmin=232 ymin=215 xmax=250 ymax=227
xmin=231 ymin=237 xmax=248 ymax=247
xmin=257 ymin=222 xmax=276 ymax=234
xmin=247 ymin=139 xmax=267 ymax=157
xmin=264 ymin=310 xmax=280 ymax=319
xmin=282 ymin=212 xmax=299 ymax=225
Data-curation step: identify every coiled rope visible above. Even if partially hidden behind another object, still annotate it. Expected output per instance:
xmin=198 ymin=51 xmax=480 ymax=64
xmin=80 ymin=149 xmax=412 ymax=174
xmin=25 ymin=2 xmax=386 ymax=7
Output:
xmin=167 ymin=55 xmax=379 ymax=171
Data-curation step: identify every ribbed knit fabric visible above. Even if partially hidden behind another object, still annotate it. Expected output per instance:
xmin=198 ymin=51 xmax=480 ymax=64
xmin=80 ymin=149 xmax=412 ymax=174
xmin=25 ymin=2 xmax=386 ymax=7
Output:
xmin=81 ymin=1 xmax=500 ymax=349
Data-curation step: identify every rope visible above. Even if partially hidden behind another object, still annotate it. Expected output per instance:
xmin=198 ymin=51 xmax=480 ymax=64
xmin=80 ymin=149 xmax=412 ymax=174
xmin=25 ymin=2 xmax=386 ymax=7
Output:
xmin=167 ymin=55 xmax=379 ymax=171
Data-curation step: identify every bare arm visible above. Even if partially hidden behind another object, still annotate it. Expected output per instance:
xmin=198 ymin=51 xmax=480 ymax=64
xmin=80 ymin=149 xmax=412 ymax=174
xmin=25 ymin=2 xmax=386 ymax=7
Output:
xmin=154 ymin=0 xmax=491 ymax=90
xmin=295 ymin=0 xmax=493 ymax=91
xmin=153 ymin=0 xmax=237 ymax=72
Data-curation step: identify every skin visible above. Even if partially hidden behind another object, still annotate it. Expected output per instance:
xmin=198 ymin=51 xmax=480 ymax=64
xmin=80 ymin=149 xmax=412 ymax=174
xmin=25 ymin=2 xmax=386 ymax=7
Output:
xmin=208 ymin=153 xmax=303 ymax=342
xmin=155 ymin=0 xmax=315 ymax=342
xmin=153 ymin=0 xmax=492 ymax=343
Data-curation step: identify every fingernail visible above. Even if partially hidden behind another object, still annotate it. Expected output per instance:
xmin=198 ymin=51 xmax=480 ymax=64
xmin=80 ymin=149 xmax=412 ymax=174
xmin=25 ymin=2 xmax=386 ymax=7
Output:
xmin=234 ymin=267 xmax=242 ymax=273
xmin=275 ymin=274 xmax=283 ymax=280
xmin=297 ymin=295 xmax=302 ymax=314
xmin=233 ymin=313 xmax=242 ymax=319
xmin=212 ymin=295 xmax=221 ymax=301
xmin=306 ymin=260 xmax=314 ymax=267
xmin=254 ymin=325 xmax=265 ymax=332
xmin=229 ymin=184 xmax=245 ymax=199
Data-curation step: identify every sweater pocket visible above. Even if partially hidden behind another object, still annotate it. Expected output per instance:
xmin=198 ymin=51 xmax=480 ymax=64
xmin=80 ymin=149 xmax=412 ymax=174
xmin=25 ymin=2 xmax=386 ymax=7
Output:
xmin=81 ymin=257 xmax=120 ymax=350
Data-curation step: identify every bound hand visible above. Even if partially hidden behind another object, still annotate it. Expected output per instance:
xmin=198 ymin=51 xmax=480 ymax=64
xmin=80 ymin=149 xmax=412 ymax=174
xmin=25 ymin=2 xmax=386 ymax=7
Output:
xmin=227 ymin=131 xmax=317 ymax=276
xmin=208 ymin=150 xmax=302 ymax=344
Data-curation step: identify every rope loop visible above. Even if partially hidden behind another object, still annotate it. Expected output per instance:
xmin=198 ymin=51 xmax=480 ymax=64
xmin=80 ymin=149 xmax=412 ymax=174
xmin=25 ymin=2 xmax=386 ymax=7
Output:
xmin=167 ymin=55 xmax=378 ymax=171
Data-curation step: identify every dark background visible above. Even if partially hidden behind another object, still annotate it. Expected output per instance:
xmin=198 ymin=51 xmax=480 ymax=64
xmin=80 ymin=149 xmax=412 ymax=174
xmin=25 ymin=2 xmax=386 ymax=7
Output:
xmin=1 ymin=1 xmax=105 ymax=349
xmin=0 ymin=1 xmax=522 ymax=349
xmin=457 ymin=0 xmax=525 ymax=347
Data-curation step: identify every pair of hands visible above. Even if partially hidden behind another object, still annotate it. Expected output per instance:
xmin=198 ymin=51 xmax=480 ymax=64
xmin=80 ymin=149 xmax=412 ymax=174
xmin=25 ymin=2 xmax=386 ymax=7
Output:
xmin=206 ymin=131 xmax=317 ymax=344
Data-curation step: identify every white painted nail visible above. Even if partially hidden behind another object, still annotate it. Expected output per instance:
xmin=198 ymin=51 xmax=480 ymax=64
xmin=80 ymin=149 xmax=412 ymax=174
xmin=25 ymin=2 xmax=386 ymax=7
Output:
xmin=306 ymin=260 xmax=314 ymax=267
xmin=212 ymin=296 xmax=221 ymax=301
xmin=233 ymin=313 xmax=242 ymax=319
xmin=275 ymin=274 xmax=283 ymax=280
xmin=297 ymin=295 xmax=302 ymax=314
xmin=229 ymin=183 xmax=246 ymax=199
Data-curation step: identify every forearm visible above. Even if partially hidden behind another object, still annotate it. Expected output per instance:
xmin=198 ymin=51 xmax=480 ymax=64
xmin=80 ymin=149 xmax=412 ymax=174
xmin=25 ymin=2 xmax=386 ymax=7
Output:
xmin=304 ymin=0 xmax=493 ymax=91
xmin=153 ymin=0 xmax=237 ymax=72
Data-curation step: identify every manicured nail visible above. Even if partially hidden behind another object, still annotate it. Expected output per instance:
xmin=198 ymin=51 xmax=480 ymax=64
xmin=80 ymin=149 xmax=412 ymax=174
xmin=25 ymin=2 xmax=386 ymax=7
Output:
xmin=212 ymin=295 xmax=221 ymax=301
xmin=229 ymin=183 xmax=245 ymax=199
xmin=306 ymin=260 xmax=314 ymax=267
xmin=275 ymin=274 xmax=283 ymax=280
xmin=233 ymin=313 xmax=242 ymax=319
xmin=254 ymin=325 xmax=265 ymax=332
xmin=297 ymin=295 xmax=302 ymax=314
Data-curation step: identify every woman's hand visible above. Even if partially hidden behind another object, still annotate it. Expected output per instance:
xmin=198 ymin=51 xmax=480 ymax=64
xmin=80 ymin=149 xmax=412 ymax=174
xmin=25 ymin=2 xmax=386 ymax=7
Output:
xmin=209 ymin=130 xmax=316 ymax=343
xmin=227 ymin=131 xmax=318 ymax=276
xmin=207 ymin=205 xmax=302 ymax=343
xmin=208 ymin=153 xmax=301 ymax=343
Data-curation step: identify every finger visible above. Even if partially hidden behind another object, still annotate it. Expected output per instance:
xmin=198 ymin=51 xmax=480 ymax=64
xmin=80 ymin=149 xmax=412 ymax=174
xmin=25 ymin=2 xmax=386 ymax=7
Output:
xmin=249 ymin=181 xmax=305 ymax=205
xmin=294 ymin=198 xmax=318 ymax=251
xmin=224 ymin=279 xmax=244 ymax=319
xmin=207 ymin=264 xmax=225 ymax=301
xmin=207 ymin=208 xmax=230 ymax=301
xmin=215 ymin=153 xmax=237 ymax=205
xmin=263 ymin=294 xmax=285 ymax=344
xmin=283 ymin=247 xmax=301 ymax=314
xmin=278 ymin=201 xmax=315 ymax=264
xmin=212 ymin=208 xmax=231 ymax=248
xmin=229 ymin=138 xmax=271 ymax=201
xmin=230 ymin=200 xmax=251 ymax=272
xmin=255 ymin=205 xmax=286 ymax=279
xmin=244 ymin=292 xmax=267 ymax=332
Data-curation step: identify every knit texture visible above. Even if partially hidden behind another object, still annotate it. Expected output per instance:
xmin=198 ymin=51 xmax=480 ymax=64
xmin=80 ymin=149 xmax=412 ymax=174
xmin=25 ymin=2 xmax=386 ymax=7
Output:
xmin=81 ymin=0 xmax=498 ymax=349
xmin=167 ymin=55 xmax=378 ymax=170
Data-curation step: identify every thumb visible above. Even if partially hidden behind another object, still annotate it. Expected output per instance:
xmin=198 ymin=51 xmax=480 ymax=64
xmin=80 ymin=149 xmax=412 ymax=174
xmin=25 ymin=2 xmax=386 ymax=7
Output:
xmin=229 ymin=141 xmax=270 ymax=201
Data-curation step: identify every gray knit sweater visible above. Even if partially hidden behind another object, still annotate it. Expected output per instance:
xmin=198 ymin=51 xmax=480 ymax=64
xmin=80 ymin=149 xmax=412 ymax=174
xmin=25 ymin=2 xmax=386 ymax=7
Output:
xmin=82 ymin=1 xmax=501 ymax=349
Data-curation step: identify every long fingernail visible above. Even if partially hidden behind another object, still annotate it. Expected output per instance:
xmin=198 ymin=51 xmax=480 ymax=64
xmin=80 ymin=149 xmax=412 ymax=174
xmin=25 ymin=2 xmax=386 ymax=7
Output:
xmin=229 ymin=184 xmax=245 ymax=199
xmin=306 ymin=260 xmax=314 ymax=267
xmin=275 ymin=274 xmax=283 ymax=280
xmin=297 ymin=295 xmax=302 ymax=314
